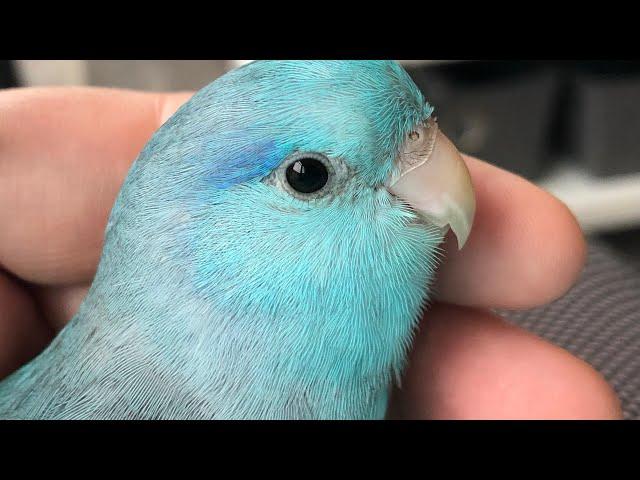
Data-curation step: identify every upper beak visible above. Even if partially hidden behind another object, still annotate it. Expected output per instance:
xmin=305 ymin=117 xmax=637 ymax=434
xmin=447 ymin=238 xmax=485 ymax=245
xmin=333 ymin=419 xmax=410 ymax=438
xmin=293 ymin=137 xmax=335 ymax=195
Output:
xmin=385 ymin=118 xmax=476 ymax=249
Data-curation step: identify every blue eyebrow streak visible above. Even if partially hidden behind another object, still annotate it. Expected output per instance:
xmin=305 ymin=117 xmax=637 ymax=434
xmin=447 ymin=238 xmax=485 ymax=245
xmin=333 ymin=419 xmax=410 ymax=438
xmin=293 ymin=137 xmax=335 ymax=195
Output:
xmin=200 ymin=138 xmax=282 ymax=190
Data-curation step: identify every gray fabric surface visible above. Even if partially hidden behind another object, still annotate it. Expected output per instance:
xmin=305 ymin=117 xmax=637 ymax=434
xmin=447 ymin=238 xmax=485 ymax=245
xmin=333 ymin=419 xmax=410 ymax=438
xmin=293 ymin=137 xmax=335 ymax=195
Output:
xmin=498 ymin=240 xmax=640 ymax=419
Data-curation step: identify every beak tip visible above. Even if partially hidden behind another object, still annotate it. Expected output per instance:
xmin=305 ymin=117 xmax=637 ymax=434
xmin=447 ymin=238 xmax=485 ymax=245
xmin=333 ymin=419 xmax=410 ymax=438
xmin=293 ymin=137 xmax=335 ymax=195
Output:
xmin=454 ymin=228 xmax=471 ymax=250
xmin=451 ymin=208 xmax=475 ymax=250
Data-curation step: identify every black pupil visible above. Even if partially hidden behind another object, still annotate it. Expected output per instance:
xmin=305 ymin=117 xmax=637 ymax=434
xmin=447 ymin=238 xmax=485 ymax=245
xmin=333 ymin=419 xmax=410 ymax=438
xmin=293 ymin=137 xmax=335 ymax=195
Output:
xmin=286 ymin=158 xmax=329 ymax=194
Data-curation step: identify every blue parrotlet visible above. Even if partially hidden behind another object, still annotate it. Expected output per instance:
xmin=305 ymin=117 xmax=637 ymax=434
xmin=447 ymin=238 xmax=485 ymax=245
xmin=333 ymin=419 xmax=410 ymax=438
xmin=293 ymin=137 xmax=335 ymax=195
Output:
xmin=0 ymin=60 xmax=475 ymax=419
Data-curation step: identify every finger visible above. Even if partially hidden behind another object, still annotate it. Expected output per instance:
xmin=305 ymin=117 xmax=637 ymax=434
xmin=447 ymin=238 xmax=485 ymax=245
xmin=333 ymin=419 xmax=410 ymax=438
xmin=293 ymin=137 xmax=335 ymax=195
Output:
xmin=0 ymin=87 xmax=193 ymax=286
xmin=434 ymin=156 xmax=587 ymax=310
xmin=31 ymin=283 xmax=91 ymax=332
xmin=0 ymin=270 xmax=53 ymax=380
xmin=388 ymin=303 xmax=622 ymax=420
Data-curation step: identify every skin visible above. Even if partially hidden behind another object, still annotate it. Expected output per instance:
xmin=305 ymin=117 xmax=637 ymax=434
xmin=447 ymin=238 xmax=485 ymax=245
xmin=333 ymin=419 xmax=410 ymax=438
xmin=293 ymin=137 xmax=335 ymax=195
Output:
xmin=0 ymin=87 xmax=623 ymax=419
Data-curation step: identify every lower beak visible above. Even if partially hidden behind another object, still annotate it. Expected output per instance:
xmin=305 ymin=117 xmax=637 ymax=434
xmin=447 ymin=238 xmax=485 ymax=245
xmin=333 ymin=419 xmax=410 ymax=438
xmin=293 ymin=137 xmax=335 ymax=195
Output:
xmin=386 ymin=118 xmax=476 ymax=249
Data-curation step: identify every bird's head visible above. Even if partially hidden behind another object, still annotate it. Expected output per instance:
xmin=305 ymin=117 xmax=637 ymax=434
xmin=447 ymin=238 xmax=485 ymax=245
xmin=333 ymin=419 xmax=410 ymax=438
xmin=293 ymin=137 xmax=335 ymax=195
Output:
xmin=98 ymin=61 xmax=475 ymax=391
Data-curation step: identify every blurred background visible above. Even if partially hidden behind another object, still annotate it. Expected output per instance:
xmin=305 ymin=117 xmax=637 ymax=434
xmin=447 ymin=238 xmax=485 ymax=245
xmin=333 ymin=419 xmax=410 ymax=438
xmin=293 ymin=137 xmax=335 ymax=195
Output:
xmin=3 ymin=60 xmax=640 ymax=417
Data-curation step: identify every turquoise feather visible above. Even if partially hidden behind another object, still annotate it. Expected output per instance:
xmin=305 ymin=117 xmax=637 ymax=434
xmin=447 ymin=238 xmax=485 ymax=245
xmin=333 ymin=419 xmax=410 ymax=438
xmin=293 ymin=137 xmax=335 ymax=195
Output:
xmin=0 ymin=60 xmax=443 ymax=419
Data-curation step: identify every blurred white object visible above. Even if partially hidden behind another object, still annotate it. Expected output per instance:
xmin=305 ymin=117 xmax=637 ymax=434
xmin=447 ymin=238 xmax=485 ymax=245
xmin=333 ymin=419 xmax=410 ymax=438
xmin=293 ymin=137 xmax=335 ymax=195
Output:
xmin=17 ymin=60 xmax=89 ymax=86
xmin=16 ymin=61 xmax=228 ymax=91
xmin=227 ymin=60 xmax=254 ymax=70
xmin=541 ymin=163 xmax=640 ymax=233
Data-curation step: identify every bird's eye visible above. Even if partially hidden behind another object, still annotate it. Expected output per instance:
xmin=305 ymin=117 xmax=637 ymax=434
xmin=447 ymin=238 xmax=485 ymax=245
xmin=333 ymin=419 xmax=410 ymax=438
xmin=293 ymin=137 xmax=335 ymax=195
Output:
xmin=409 ymin=130 xmax=421 ymax=141
xmin=265 ymin=151 xmax=342 ymax=201
xmin=285 ymin=155 xmax=329 ymax=194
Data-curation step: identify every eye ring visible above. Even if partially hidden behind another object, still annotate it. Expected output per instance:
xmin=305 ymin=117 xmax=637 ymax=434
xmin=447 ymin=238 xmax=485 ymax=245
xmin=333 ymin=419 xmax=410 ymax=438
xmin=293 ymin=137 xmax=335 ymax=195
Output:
xmin=264 ymin=151 xmax=349 ymax=202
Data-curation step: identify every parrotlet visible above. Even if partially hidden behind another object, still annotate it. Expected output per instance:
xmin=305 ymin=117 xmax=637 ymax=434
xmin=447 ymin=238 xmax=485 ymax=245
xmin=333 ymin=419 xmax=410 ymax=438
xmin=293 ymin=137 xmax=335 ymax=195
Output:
xmin=0 ymin=60 xmax=475 ymax=419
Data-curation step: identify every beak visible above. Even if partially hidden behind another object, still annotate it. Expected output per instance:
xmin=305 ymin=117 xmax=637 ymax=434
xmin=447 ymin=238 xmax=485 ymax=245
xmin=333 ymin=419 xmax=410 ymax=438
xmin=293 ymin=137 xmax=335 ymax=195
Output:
xmin=386 ymin=118 xmax=476 ymax=249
